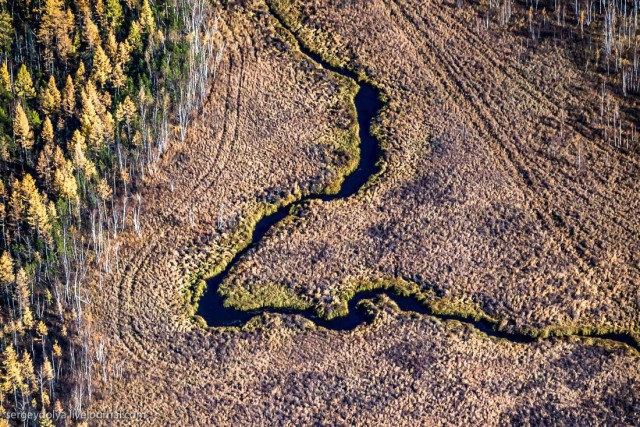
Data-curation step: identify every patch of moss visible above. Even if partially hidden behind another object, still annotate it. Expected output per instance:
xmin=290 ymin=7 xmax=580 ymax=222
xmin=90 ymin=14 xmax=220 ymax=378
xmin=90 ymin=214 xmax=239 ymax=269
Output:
xmin=222 ymin=281 xmax=311 ymax=311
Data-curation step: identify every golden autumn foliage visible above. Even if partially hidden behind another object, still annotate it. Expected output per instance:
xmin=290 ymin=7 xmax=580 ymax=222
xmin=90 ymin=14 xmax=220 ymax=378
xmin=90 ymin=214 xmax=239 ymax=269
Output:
xmin=0 ymin=251 xmax=14 ymax=285
xmin=40 ymin=76 xmax=61 ymax=117
xmin=61 ymin=75 xmax=76 ymax=118
xmin=96 ymin=178 xmax=112 ymax=201
xmin=20 ymin=174 xmax=50 ymax=236
xmin=92 ymin=45 xmax=111 ymax=86
xmin=41 ymin=116 xmax=54 ymax=145
xmin=1 ymin=344 xmax=24 ymax=394
xmin=54 ymin=160 xmax=78 ymax=200
xmin=0 ymin=62 xmax=10 ymax=94
xmin=115 ymin=95 xmax=137 ymax=127
xmin=140 ymin=0 xmax=155 ymax=34
xmin=20 ymin=351 xmax=36 ymax=392
xmin=52 ymin=341 xmax=62 ymax=358
xmin=37 ymin=0 xmax=74 ymax=64
xmin=0 ymin=0 xmax=218 ymax=418
xmin=37 ymin=142 xmax=55 ymax=189
xmin=80 ymin=7 xmax=101 ymax=50
xmin=14 ymin=65 xmax=35 ymax=99
xmin=8 ymin=179 xmax=22 ymax=225
xmin=42 ymin=357 xmax=53 ymax=381
xmin=36 ymin=321 xmax=48 ymax=337
xmin=15 ymin=268 xmax=29 ymax=307
xmin=0 ymin=11 xmax=11 ymax=54
xmin=13 ymin=103 xmax=33 ymax=150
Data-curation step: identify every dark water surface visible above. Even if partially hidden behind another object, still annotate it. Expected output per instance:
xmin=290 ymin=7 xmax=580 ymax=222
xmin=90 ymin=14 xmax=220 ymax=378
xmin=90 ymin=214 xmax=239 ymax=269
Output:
xmin=196 ymin=28 xmax=386 ymax=329
xmin=195 ymin=9 xmax=639 ymax=352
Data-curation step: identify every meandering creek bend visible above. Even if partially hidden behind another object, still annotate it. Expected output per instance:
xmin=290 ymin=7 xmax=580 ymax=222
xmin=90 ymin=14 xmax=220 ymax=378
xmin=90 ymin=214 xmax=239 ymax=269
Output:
xmin=196 ymin=9 xmax=639 ymax=352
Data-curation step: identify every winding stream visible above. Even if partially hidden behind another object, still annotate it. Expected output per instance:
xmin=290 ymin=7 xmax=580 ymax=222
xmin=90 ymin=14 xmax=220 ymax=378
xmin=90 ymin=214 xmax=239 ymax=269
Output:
xmin=196 ymin=36 xmax=385 ymax=329
xmin=196 ymin=9 xmax=639 ymax=351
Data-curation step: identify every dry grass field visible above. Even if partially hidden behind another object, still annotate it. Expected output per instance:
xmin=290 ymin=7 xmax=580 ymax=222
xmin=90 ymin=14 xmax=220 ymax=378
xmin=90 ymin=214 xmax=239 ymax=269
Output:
xmin=86 ymin=0 xmax=640 ymax=424
xmin=225 ymin=0 xmax=640 ymax=339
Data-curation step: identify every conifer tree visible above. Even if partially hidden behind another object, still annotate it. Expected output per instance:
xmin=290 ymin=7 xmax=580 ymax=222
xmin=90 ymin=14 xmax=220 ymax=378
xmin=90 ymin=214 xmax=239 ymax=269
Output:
xmin=116 ymin=96 xmax=137 ymax=138
xmin=41 ymin=357 xmax=53 ymax=382
xmin=8 ymin=179 xmax=22 ymax=226
xmin=37 ymin=142 xmax=54 ymax=190
xmin=40 ymin=76 xmax=61 ymax=117
xmin=92 ymin=45 xmax=111 ymax=86
xmin=39 ymin=411 xmax=54 ymax=427
xmin=111 ymin=63 xmax=126 ymax=90
xmin=106 ymin=30 xmax=118 ymax=60
xmin=70 ymin=130 xmax=87 ymax=170
xmin=80 ymin=83 xmax=106 ymax=147
xmin=52 ymin=145 xmax=65 ymax=170
xmin=126 ymin=21 xmax=142 ymax=52
xmin=13 ymin=103 xmax=33 ymax=151
xmin=15 ymin=268 xmax=29 ymax=308
xmin=0 ymin=251 xmax=14 ymax=285
xmin=41 ymin=117 xmax=54 ymax=145
xmin=36 ymin=321 xmax=47 ymax=338
xmin=22 ymin=174 xmax=49 ymax=235
xmin=81 ymin=12 xmax=101 ymax=50
xmin=0 ymin=62 xmax=11 ymax=95
xmin=61 ymin=75 xmax=76 ymax=118
xmin=14 ymin=65 xmax=36 ymax=99
xmin=37 ymin=0 xmax=73 ymax=65
xmin=140 ymin=0 xmax=155 ymax=34
xmin=54 ymin=160 xmax=78 ymax=201
xmin=20 ymin=351 xmax=36 ymax=392
xmin=1 ymin=344 xmax=25 ymax=396
xmin=93 ymin=0 xmax=106 ymax=28
xmin=106 ymin=0 xmax=123 ymax=29
xmin=0 ymin=11 xmax=11 ymax=54
xmin=75 ymin=61 xmax=86 ymax=86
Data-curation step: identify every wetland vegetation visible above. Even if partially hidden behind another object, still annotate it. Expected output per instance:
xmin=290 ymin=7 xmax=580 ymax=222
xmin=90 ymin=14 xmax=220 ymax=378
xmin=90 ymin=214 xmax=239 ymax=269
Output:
xmin=0 ymin=0 xmax=632 ymax=424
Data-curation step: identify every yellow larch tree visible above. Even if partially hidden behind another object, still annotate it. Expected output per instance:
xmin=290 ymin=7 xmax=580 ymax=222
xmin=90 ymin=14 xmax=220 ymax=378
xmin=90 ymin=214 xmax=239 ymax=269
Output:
xmin=61 ymin=75 xmax=76 ymax=118
xmin=80 ymin=82 xmax=107 ymax=148
xmin=92 ymin=45 xmax=111 ymax=86
xmin=37 ymin=142 xmax=55 ymax=190
xmin=15 ymin=268 xmax=29 ymax=307
xmin=69 ymin=130 xmax=87 ymax=171
xmin=75 ymin=61 xmax=86 ymax=86
xmin=42 ymin=357 xmax=53 ymax=382
xmin=115 ymin=95 xmax=137 ymax=138
xmin=14 ymin=65 xmax=35 ymax=99
xmin=54 ymin=160 xmax=78 ymax=201
xmin=0 ymin=251 xmax=14 ymax=285
xmin=37 ymin=0 xmax=74 ymax=65
xmin=126 ymin=20 xmax=142 ymax=51
xmin=41 ymin=116 xmax=54 ymax=145
xmin=13 ymin=103 xmax=33 ymax=150
xmin=20 ymin=351 xmax=36 ymax=392
xmin=21 ymin=174 xmax=49 ymax=236
xmin=80 ymin=7 xmax=101 ymax=50
xmin=8 ymin=179 xmax=22 ymax=226
xmin=0 ymin=62 xmax=10 ymax=94
xmin=1 ymin=344 xmax=25 ymax=395
xmin=140 ymin=0 xmax=155 ymax=34
xmin=105 ymin=0 xmax=123 ymax=29
xmin=40 ymin=76 xmax=61 ymax=117
xmin=0 ymin=10 xmax=12 ymax=55
xmin=105 ymin=29 xmax=118 ymax=60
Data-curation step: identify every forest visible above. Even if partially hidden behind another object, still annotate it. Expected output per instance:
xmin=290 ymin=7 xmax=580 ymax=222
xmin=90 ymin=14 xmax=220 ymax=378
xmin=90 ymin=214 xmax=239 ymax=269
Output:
xmin=0 ymin=0 xmax=219 ymax=422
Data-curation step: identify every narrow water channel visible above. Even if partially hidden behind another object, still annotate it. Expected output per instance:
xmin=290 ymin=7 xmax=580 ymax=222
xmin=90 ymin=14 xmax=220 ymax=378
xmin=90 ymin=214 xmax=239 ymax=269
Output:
xmin=195 ymin=8 xmax=639 ymax=352
xmin=196 ymin=44 xmax=385 ymax=329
